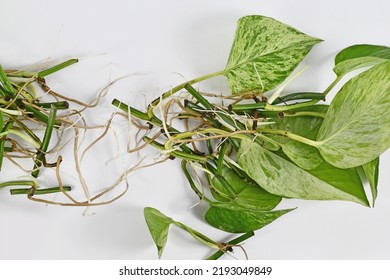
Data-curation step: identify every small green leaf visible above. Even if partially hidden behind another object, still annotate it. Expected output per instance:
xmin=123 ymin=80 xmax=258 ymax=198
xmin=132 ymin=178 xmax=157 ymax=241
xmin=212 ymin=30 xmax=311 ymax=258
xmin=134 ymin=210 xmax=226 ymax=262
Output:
xmin=224 ymin=15 xmax=322 ymax=94
xmin=237 ymin=140 xmax=369 ymax=205
xmin=205 ymin=202 xmax=294 ymax=233
xmin=211 ymin=167 xmax=281 ymax=210
xmin=334 ymin=44 xmax=390 ymax=77
xmin=362 ymin=157 xmax=380 ymax=206
xmin=144 ymin=207 xmax=175 ymax=258
xmin=317 ymin=61 xmax=390 ymax=168
xmin=144 ymin=207 xmax=220 ymax=258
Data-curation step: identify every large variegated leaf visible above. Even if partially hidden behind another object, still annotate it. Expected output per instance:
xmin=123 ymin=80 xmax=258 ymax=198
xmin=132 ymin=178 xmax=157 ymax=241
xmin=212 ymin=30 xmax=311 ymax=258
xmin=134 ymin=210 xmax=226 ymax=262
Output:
xmin=224 ymin=15 xmax=321 ymax=95
xmin=237 ymin=140 xmax=368 ymax=205
xmin=334 ymin=44 xmax=390 ymax=77
xmin=317 ymin=61 xmax=390 ymax=168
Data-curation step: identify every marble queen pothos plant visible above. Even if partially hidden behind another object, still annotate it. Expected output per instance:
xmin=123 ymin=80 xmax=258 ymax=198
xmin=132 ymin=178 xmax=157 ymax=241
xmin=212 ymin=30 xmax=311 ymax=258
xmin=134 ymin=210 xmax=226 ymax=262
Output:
xmin=2 ymin=15 xmax=390 ymax=260
xmin=113 ymin=15 xmax=390 ymax=259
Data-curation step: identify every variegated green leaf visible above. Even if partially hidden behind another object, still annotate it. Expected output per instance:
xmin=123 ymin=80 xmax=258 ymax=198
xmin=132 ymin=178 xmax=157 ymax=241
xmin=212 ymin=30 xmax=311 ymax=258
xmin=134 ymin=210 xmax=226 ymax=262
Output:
xmin=224 ymin=15 xmax=321 ymax=94
xmin=205 ymin=202 xmax=294 ymax=233
xmin=334 ymin=44 xmax=390 ymax=77
xmin=362 ymin=157 xmax=379 ymax=206
xmin=237 ymin=139 xmax=368 ymax=205
xmin=317 ymin=61 xmax=390 ymax=169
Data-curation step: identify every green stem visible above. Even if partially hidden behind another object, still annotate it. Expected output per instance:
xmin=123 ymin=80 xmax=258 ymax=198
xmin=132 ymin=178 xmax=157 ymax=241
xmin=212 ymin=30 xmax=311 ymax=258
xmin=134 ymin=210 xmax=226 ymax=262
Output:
xmin=3 ymin=146 xmax=13 ymax=152
xmin=231 ymin=99 xmax=319 ymax=113
xmin=216 ymin=141 xmax=228 ymax=175
xmin=184 ymin=100 xmax=241 ymax=151
xmin=0 ymin=180 xmax=37 ymax=189
xmin=185 ymin=84 xmax=213 ymax=110
xmin=174 ymin=221 xmax=220 ymax=250
xmin=229 ymin=102 xmax=267 ymax=112
xmin=112 ymin=98 xmax=161 ymax=124
xmin=35 ymin=101 xmax=69 ymax=110
xmin=181 ymin=160 xmax=212 ymax=203
xmin=322 ymin=75 xmax=343 ymax=97
xmin=206 ymin=134 xmax=215 ymax=155
xmin=0 ymin=114 xmax=3 ymax=170
xmin=144 ymin=136 xmax=165 ymax=150
xmin=206 ymin=231 xmax=255 ymax=260
xmin=259 ymin=128 xmax=319 ymax=147
xmin=143 ymin=136 xmax=206 ymax=162
xmin=38 ymin=59 xmax=78 ymax=78
xmin=272 ymin=92 xmax=324 ymax=105
xmin=287 ymin=111 xmax=326 ymax=118
xmin=265 ymin=100 xmax=319 ymax=112
xmin=0 ymin=120 xmax=14 ymax=170
xmin=1 ymin=95 xmax=52 ymax=125
xmin=4 ymin=71 xmax=37 ymax=78
xmin=234 ymin=109 xmax=326 ymax=119
xmin=0 ymin=64 xmax=16 ymax=97
xmin=32 ymin=105 xmax=57 ymax=178
xmin=24 ymin=104 xmax=55 ymax=125
xmin=147 ymin=70 xmax=225 ymax=119
xmin=166 ymin=128 xmax=248 ymax=147
xmin=112 ymin=99 xmax=195 ymax=154
xmin=184 ymin=100 xmax=222 ymax=128
xmin=10 ymin=186 xmax=71 ymax=195
xmin=184 ymin=87 xmax=246 ymax=132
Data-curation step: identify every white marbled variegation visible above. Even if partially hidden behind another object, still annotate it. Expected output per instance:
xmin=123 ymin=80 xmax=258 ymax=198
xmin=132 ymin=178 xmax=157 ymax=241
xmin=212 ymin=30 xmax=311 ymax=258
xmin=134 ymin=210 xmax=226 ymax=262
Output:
xmin=224 ymin=15 xmax=321 ymax=95
xmin=317 ymin=61 xmax=390 ymax=168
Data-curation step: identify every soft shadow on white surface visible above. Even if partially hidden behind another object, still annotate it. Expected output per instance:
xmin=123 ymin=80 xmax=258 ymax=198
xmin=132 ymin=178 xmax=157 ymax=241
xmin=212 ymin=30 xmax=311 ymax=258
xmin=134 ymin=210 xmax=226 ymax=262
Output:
xmin=1 ymin=0 xmax=390 ymax=260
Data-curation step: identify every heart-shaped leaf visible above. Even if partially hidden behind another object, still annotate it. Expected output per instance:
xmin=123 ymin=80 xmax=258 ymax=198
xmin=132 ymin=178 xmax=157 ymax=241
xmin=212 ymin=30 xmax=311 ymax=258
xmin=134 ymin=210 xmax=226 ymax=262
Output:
xmin=317 ymin=61 xmax=390 ymax=168
xmin=144 ymin=207 xmax=221 ymax=258
xmin=205 ymin=202 xmax=294 ymax=233
xmin=334 ymin=44 xmax=390 ymax=77
xmin=144 ymin=207 xmax=175 ymax=258
xmin=224 ymin=15 xmax=321 ymax=95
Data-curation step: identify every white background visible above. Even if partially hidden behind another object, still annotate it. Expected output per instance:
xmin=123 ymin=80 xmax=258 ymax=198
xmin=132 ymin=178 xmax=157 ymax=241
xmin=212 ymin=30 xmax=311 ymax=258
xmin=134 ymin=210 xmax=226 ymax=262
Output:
xmin=0 ymin=0 xmax=390 ymax=260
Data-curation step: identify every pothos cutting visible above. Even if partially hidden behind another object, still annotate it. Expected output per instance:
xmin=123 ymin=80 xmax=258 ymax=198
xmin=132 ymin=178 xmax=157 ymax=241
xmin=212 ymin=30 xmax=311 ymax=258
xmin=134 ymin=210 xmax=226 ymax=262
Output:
xmin=113 ymin=15 xmax=390 ymax=259
xmin=1 ymin=15 xmax=390 ymax=259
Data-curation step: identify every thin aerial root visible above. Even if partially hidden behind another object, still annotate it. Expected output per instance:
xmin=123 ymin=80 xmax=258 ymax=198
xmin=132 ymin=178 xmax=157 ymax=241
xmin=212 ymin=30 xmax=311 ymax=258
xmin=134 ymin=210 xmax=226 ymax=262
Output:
xmin=80 ymin=113 xmax=116 ymax=162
